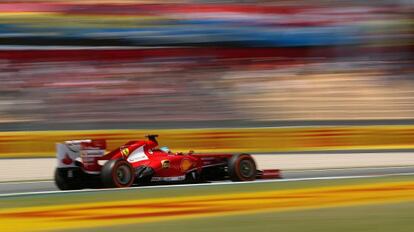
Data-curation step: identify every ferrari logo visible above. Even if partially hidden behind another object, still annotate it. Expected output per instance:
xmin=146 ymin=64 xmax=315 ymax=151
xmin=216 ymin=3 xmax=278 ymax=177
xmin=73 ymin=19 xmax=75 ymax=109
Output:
xmin=161 ymin=160 xmax=170 ymax=169
xmin=121 ymin=148 xmax=130 ymax=156
xmin=180 ymin=159 xmax=192 ymax=172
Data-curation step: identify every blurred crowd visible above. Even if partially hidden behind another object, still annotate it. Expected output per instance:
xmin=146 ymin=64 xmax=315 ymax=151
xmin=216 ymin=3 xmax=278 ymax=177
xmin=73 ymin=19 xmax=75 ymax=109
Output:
xmin=0 ymin=1 xmax=413 ymax=126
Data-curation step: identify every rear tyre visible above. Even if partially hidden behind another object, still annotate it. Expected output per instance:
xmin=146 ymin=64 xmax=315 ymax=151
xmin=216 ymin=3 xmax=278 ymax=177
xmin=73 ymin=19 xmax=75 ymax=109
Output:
xmin=228 ymin=154 xmax=257 ymax=181
xmin=54 ymin=168 xmax=83 ymax=190
xmin=101 ymin=159 xmax=135 ymax=188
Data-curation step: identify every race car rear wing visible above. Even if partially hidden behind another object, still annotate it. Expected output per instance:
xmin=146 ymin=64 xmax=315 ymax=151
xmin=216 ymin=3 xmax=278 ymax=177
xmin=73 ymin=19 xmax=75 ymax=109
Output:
xmin=56 ymin=139 xmax=106 ymax=171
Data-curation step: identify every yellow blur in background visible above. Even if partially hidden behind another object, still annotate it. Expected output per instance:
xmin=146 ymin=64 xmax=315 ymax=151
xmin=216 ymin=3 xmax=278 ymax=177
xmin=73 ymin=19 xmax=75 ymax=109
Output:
xmin=1 ymin=125 xmax=413 ymax=158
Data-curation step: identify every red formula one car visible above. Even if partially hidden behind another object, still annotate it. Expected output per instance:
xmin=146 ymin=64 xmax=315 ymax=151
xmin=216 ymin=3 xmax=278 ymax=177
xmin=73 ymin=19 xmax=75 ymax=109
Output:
xmin=54 ymin=135 xmax=280 ymax=190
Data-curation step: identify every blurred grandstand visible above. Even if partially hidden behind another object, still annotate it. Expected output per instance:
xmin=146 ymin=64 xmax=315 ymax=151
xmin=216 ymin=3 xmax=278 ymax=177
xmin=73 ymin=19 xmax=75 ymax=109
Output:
xmin=0 ymin=1 xmax=413 ymax=129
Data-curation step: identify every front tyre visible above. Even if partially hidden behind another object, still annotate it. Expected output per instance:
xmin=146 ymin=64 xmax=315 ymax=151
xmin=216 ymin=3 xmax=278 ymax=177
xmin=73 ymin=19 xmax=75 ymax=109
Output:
xmin=228 ymin=154 xmax=257 ymax=181
xmin=101 ymin=159 xmax=135 ymax=188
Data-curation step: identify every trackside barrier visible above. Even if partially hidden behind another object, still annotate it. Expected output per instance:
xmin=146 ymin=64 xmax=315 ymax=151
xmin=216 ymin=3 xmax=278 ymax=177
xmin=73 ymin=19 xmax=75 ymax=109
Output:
xmin=0 ymin=126 xmax=413 ymax=158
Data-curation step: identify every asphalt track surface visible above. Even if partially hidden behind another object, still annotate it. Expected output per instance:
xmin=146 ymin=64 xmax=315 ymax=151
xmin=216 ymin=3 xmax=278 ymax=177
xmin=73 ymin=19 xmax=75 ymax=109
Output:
xmin=1 ymin=166 xmax=414 ymax=196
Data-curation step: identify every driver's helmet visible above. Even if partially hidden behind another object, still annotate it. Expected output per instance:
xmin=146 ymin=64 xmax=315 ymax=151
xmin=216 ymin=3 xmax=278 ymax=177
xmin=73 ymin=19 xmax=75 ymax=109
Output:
xmin=159 ymin=146 xmax=170 ymax=153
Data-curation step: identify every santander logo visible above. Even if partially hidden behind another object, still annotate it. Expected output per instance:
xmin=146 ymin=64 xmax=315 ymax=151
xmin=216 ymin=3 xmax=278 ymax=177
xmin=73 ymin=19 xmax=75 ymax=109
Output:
xmin=62 ymin=153 xmax=73 ymax=165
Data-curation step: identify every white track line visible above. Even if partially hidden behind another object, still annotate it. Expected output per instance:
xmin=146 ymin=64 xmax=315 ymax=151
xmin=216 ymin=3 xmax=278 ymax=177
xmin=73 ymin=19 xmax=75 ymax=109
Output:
xmin=1 ymin=166 xmax=412 ymax=185
xmin=286 ymin=166 xmax=414 ymax=172
xmin=1 ymin=172 xmax=414 ymax=198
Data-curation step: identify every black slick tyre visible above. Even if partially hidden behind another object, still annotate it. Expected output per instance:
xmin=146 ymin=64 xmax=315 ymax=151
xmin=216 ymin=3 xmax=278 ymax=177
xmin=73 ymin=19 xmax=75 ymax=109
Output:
xmin=54 ymin=168 xmax=83 ymax=190
xmin=101 ymin=159 xmax=135 ymax=188
xmin=228 ymin=154 xmax=257 ymax=181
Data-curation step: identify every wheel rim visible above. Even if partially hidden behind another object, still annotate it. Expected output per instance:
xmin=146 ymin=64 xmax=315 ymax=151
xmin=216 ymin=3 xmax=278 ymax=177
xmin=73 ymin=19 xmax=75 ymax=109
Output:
xmin=116 ymin=165 xmax=132 ymax=185
xmin=239 ymin=159 xmax=254 ymax=178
